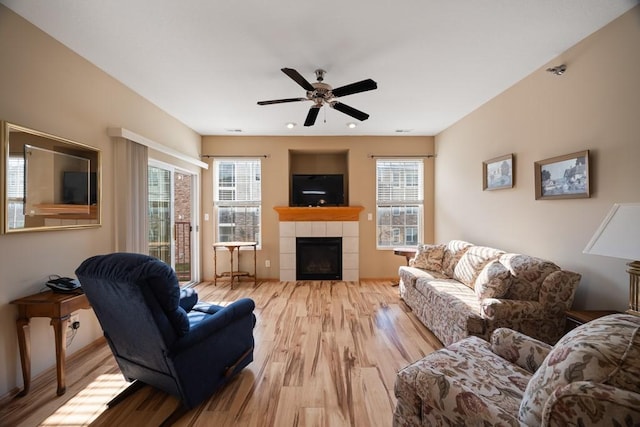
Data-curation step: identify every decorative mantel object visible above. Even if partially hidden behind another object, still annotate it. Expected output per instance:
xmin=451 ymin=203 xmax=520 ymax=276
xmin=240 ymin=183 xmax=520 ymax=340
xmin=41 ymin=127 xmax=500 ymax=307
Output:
xmin=583 ymin=203 xmax=640 ymax=315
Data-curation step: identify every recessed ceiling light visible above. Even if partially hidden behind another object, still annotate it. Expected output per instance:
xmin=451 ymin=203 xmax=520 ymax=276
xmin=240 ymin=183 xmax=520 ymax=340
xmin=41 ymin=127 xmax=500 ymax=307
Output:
xmin=395 ymin=129 xmax=413 ymax=133
xmin=286 ymin=122 xmax=296 ymax=129
xmin=347 ymin=122 xmax=357 ymax=129
xmin=225 ymin=128 xmax=243 ymax=133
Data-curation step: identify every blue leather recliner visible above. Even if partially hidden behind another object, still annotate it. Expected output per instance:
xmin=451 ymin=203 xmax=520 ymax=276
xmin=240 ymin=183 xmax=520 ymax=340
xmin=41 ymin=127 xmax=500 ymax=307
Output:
xmin=75 ymin=252 xmax=256 ymax=413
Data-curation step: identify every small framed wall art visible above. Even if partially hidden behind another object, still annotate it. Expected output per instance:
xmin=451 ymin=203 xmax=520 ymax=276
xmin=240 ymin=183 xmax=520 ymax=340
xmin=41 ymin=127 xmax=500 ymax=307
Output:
xmin=534 ymin=150 xmax=590 ymax=200
xmin=483 ymin=154 xmax=514 ymax=191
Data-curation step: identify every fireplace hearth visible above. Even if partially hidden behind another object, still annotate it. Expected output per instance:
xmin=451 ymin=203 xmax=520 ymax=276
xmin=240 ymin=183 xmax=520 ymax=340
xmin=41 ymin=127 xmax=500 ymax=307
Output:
xmin=296 ymin=237 xmax=342 ymax=280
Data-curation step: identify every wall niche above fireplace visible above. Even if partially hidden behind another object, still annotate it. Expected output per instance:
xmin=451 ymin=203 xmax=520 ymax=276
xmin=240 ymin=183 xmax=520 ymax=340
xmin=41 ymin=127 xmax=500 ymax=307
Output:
xmin=289 ymin=149 xmax=348 ymax=206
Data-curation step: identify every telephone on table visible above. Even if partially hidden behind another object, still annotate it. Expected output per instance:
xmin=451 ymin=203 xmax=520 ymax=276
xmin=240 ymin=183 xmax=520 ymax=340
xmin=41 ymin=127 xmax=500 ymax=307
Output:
xmin=46 ymin=276 xmax=82 ymax=293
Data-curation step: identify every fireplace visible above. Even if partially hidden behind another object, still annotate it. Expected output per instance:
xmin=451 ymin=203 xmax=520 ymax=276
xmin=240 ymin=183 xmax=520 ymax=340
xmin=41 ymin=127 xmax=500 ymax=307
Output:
xmin=296 ymin=237 xmax=342 ymax=280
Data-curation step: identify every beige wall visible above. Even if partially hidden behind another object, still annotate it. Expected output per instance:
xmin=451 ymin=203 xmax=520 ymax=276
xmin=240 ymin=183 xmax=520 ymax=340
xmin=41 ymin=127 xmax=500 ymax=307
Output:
xmin=435 ymin=7 xmax=640 ymax=311
xmin=0 ymin=6 xmax=201 ymax=397
xmin=201 ymin=136 xmax=435 ymax=280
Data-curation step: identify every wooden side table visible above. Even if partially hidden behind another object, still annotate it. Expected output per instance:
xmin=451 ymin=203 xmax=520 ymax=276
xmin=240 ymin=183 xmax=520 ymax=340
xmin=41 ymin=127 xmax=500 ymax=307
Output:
xmin=393 ymin=247 xmax=418 ymax=266
xmin=212 ymin=241 xmax=257 ymax=289
xmin=10 ymin=290 xmax=91 ymax=396
xmin=565 ymin=309 xmax=619 ymax=333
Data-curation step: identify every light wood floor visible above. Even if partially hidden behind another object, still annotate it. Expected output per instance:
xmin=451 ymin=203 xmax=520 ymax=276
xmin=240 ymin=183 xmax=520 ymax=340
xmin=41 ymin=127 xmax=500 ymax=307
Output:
xmin=0 ymin=280 xmax=442 ymax=427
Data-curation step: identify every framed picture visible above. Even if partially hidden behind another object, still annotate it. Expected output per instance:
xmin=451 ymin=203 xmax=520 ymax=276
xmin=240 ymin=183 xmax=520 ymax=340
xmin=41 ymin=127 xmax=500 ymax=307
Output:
xmin=534 ymin=150 xmax=590 ymax=200
xmin=483 ymin=154 xmax=514 ymax=190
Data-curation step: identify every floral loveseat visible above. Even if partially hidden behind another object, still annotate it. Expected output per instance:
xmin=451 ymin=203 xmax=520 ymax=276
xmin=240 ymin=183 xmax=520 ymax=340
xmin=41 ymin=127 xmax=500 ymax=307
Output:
xmin=393 ymin=313 xmax=640 ymax=426
xmin=398 ymin=240 xmax=581 ymax=346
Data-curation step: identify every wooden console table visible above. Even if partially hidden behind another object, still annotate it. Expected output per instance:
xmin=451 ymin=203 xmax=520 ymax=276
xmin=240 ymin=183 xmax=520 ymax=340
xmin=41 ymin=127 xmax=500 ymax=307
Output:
xmin=213 ymin=241 xmax=257 ymax=289
xmin=10 ymin=290 xmax=90 ymax=396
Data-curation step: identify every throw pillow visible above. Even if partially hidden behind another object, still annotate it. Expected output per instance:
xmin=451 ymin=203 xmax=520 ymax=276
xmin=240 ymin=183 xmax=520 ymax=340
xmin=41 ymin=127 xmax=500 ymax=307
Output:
xmin=409 ymin=244 xmax=446 ymax=271
xmin=474 ymin=259 xmax=512 ymax=299
xmin=441 ymin=240 xmax=473 ymax=277
xmin=452 ymin=245 xmax=504 ymax=288
xmin=518 ymin=314 xmax=640 ymax=426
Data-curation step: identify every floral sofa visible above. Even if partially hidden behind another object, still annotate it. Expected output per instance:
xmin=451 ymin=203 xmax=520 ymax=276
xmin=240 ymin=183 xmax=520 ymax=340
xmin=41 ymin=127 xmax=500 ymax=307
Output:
xmin=393 ymin=313 xmax=640 ymax=426
xmin=398 ymin=240 xmax=581 ymax=346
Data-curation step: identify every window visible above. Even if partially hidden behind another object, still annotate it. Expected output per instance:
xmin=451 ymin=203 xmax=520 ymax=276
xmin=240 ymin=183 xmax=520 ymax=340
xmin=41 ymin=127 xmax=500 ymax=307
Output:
xmin=213 ymin=159 xmax=261 ymax=245
xmin=7 ymin=155 xmax=25 ymax=229
xmin=376 ymin=159 xmax=423 ymax=248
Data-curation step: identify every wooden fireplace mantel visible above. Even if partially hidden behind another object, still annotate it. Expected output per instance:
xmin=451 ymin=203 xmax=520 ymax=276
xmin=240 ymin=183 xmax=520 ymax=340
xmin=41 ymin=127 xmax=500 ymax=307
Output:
xmin=274 ymin=206 xmax=364 ymax=222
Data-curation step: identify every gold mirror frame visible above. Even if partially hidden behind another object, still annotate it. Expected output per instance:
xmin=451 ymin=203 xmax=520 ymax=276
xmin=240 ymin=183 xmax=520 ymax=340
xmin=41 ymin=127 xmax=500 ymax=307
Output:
xmin=1 ymin=122 xmax=101 ymax=233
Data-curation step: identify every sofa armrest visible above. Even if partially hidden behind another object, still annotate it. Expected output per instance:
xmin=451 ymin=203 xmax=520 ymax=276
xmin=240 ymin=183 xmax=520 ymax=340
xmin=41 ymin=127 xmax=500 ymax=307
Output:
xmin=538 ymin=270 xmax=581 ymax=312
xmin=480 ymin=298 xmax=543 ymax=320
xmin=490 ymin=328 xmax=552 ymax=374
xmin=542 ymin=382 xmax=640 ymax=426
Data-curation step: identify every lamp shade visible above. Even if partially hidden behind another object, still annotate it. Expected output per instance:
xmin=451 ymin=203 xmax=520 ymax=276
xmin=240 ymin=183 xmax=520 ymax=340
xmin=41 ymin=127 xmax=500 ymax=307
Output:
xmin=583 ymin=203 xmax=640 ymax=260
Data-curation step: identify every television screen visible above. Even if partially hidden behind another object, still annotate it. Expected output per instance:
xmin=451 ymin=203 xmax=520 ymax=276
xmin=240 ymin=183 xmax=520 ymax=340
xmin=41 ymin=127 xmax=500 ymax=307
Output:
xmin=63 ymin=171 xmax=97 ymax=205
xmin=292 ymin=174 xmax=344 ymax=207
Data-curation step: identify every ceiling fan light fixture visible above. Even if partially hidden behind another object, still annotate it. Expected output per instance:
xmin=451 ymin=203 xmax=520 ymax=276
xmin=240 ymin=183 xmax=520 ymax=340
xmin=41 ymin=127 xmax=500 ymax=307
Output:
xmin=257 ymin=67 xmax=377 ymax=127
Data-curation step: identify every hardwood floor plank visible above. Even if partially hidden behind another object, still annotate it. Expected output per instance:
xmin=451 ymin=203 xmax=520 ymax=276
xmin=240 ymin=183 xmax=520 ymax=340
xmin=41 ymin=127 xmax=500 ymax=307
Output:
xmin=0 ymin=280 xmax=441 ymax=427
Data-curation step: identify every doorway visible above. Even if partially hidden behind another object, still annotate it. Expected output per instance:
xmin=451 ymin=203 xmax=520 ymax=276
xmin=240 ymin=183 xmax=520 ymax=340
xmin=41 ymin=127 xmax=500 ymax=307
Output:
xmin=148 ymin=161 xmax=198 ymax=284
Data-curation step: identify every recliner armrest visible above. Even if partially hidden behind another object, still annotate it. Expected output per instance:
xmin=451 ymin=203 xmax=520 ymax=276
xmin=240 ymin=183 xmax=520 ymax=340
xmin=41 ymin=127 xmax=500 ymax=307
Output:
xmin=179 ymin=288 xmax=198 ymax=312
xmin=542 ymin=381 xmax=640 ymax=426
xmin=490 ymin=328 xmax=551 ymax=374
xmin=172 ymin=298 xmax=256 ymax=352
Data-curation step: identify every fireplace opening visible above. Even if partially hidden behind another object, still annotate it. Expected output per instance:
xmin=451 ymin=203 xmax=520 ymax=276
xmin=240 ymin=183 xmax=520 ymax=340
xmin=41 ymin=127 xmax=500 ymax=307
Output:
xmin=296 ymin=237 xmax=342 ymax=280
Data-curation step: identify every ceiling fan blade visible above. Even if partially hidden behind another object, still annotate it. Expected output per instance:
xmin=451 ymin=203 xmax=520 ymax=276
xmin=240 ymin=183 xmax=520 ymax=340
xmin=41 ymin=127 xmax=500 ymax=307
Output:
xmin=331 ymin=79 xmax=377 ymax=98
xmin=331 ymin=102 xmax=370 ymax=121
xmin=304 ymin=106 xmax=321 ymax=127
xmin=281 ymin=68 xmax=315 ymax=92
xmin=257 ymin=97 xmax=307 ymax=105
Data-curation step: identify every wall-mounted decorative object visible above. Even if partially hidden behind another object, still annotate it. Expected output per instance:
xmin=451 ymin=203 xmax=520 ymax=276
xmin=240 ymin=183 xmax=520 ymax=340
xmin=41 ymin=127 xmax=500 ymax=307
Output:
xmin=534 ymin=150 xmax=589 ymax=200
xmin=483 ymin=154 xmax=514 ymax=191
xmin=1 ymin=122 xmax=101 ymax=233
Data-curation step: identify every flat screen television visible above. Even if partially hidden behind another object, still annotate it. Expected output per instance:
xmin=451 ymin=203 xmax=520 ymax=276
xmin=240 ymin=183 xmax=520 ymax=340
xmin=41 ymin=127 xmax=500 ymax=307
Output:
xmin=63 ymin=171 xmax=97 ymax=205
xmin=291 ymin=174 xmax=345 ymax=207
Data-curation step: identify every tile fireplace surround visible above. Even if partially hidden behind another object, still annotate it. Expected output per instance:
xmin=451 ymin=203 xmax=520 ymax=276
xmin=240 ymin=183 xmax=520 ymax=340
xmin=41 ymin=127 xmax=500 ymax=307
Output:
xmin=275 ymin=206 xmax=363 ymax=281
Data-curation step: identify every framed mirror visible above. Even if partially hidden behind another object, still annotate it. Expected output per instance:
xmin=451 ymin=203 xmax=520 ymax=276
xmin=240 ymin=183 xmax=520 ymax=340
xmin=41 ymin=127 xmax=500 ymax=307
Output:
xmin=1 ymin=122 xmax=101 ymax=233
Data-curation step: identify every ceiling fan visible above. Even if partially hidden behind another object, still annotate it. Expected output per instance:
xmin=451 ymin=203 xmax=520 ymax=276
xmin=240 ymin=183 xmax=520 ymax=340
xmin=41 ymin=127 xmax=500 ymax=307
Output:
xmin=257 ymin=68 xmax=378 ymax=127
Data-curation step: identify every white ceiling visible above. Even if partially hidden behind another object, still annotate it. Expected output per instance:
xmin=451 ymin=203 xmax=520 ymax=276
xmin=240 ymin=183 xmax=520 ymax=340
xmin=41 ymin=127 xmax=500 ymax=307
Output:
xmin=1 ymin=1 xmax=636 ymax=136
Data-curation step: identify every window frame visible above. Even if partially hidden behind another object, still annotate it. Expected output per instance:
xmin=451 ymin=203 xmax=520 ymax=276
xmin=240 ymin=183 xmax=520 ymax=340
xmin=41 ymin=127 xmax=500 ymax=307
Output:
xmin=213 ymin=158 xmax=262 ymax=248
xmin=375 ymin=158 xmax=424 ymax=250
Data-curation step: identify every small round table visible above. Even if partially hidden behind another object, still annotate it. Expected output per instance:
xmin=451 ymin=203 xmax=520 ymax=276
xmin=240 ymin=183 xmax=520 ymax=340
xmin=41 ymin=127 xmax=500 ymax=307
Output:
xmin=212 ymin=241 xmax=257 ymax=289
xmin=393 ymin=247 xmax=418 ymax=266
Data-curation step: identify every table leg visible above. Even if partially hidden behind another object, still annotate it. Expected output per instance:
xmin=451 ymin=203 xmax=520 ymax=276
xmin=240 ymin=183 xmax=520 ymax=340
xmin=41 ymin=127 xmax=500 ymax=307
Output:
xmin=51 ymin=316 xmax=70 ymax=396
xmin=214 ymin=246 xmax=218 ymax=286
xmin=253 ymin=244 xmax=257 ymax=287
xmin=15 ymin=317 xmax=31 ymax=397
xmin=229 ymin=247 xmax=236 ymax=289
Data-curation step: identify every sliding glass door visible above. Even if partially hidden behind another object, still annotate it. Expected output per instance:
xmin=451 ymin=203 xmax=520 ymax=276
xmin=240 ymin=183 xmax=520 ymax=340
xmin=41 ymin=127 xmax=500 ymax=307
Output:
xmin=148 ymin=161 xmax=198 ymax=284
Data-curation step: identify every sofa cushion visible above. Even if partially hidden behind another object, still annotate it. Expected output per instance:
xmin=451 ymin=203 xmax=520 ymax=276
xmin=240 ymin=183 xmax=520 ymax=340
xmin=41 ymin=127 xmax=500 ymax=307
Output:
xmin=474 ymin=259 xmax=513 ymax=299
xmin=409 ymin=243 xmax=446 ymax=271
xmin=441 ymin=240 xmax=473 ymax=277
xmin=500 ymin=254 xmax=559 ymax=301
xmin=518 ymin=314 xmax=640 ymax=426
xmin=415 ymin=277 xmax=485 ymax=344
xmin=453 ymin=246 xmax=504 ymax=288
